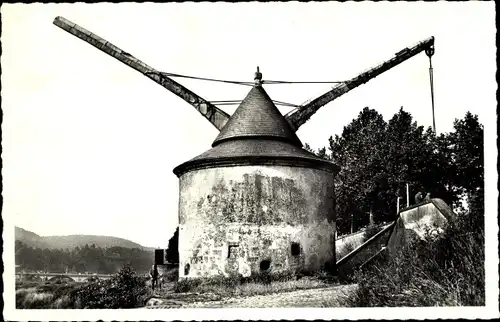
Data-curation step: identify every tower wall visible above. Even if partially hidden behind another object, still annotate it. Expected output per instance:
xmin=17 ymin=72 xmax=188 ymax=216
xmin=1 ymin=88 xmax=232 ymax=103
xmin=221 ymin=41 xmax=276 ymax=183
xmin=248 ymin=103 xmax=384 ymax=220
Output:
xmin=177 ymin=165 xmax=336 ymax=279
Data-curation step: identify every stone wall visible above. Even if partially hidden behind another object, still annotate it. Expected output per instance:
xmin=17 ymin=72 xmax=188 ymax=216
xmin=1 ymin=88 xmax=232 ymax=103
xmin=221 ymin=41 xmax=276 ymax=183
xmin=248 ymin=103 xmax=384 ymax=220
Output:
xmin=177 ymin=165 xmax=336 ymax=278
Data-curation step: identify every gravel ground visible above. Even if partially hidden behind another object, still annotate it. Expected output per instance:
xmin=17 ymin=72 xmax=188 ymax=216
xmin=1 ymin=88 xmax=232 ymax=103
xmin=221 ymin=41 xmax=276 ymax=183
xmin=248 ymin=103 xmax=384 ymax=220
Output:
xmin=146 ymin=284 xmax=357 ymax=308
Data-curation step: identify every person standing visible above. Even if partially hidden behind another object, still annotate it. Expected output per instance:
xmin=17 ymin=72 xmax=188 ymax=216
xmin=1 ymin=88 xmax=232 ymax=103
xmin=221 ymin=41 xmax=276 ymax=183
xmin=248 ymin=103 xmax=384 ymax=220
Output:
xmin=415 ymin=191 xmax=424 ymax=204
xmin=150 ymin=264 xmax=159 ymax=291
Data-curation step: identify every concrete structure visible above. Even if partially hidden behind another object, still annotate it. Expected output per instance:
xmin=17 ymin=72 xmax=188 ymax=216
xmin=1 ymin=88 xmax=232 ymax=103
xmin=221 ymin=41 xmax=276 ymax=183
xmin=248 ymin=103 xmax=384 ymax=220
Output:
xmin=336 ymin=198 xmax=455 ymax=276
xmin=173 ymin=72 xmax=339 ymax=279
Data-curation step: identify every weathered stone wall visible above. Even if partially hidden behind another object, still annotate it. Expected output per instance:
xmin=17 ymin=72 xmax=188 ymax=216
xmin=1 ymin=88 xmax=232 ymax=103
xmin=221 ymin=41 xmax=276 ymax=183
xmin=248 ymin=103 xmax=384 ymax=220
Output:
xmin=177 ymin=165 xmax=336 ymax=278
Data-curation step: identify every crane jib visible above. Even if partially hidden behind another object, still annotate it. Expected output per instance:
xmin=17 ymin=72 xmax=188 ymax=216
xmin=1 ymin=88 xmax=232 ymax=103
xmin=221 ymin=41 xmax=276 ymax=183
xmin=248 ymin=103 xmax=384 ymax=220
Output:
xmin=284 ymin=36 xmax=435 ymax=131
xmin=52 ymin=16 xmax=230 ymax=131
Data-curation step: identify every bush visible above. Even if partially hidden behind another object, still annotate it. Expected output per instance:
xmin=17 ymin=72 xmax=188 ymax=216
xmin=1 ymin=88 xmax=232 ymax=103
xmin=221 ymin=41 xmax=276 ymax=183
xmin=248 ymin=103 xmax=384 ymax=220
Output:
xmin=345 ymin=210 xmax=485 ymax=307
xmin=163 ymin=267 xmax=179 ymax=282
xmin=20 ymin=292 xmax=54 ymax=309
xmin=71 ymin=263 xmax=151 ymax=308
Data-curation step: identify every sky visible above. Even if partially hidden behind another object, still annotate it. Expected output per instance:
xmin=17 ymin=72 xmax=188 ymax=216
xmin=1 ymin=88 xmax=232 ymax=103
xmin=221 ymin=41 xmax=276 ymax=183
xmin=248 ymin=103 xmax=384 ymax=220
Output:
xmin=1 ymin=2 xmax=497 ymax=248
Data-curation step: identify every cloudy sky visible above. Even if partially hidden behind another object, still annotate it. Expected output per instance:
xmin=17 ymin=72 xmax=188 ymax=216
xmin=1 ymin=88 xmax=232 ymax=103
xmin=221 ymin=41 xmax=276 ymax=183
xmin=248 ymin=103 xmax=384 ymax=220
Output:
xmin=2 ymin=2 xmax=496 ymax=248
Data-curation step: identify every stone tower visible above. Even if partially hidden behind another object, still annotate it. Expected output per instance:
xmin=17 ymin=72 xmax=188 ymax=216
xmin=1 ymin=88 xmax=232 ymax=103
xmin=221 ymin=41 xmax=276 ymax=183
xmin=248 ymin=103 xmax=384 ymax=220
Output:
xmin=173 ymin=70 xmax=339 ymax=279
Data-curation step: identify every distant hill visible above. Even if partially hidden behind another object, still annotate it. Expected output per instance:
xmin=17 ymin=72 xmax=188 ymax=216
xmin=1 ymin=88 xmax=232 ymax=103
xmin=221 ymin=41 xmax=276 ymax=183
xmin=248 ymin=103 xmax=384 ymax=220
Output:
xmin=15 ymin=226 xmax=154 ymax=251
xmin=15 ymin=227 xmax=50 ymax=249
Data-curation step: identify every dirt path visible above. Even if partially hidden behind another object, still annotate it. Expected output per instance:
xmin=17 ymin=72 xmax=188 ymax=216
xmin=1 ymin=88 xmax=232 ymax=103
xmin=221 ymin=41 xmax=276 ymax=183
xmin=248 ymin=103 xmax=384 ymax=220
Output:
xmin=146 ymin=284 xmax=357 ymax=308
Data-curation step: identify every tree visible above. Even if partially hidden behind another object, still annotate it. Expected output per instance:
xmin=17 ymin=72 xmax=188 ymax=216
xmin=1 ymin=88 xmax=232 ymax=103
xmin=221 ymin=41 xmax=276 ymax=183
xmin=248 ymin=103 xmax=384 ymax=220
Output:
xmin=449 ymin=112 xmax=484 ymax=194
xmin=328 ymin=107 xmax=388 ymax=233
xmin=166 ymin=227 xmax=179 ymax=264
xmin=326 ymin=106 xmax=477 ymax=234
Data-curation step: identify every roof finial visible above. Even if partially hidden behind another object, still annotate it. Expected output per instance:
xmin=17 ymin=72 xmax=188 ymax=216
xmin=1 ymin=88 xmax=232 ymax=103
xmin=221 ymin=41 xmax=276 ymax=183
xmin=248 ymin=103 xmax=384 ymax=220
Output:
xmin=254 ymin=66 xmax=262 ymax=86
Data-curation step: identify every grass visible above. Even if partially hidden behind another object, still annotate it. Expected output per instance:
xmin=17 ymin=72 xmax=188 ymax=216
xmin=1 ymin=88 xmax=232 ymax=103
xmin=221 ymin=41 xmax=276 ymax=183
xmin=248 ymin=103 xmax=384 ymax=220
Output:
xmin=172 ymin=272 xmax=333 ymax=298
xmin=15 ymin=264 xmax=153 ymax=309
xmin=342 ymin=210 xmax=485 ymax=307
xmin=16 ymin=282 xmax=81 ymax=309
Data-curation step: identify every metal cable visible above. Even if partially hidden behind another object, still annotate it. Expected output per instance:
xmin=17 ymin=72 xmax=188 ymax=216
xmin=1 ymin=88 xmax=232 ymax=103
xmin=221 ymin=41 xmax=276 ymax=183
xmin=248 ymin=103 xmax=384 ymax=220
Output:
xmin=263 ymin=80 xmax=345 ymax=85
xmin=425 ymin=46 xmax=436 ymax=133
xmin=148 ymin=71 xmax=255 ymax=86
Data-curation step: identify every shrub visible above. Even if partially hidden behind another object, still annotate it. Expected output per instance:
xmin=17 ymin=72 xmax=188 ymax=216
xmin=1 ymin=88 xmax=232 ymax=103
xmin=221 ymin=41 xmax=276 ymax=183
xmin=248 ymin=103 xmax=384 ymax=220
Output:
xmin=72 ymin=263 xmax=151 ymax=308
xmin=21 ymin=292 xmax=54 ymax=309
xmin=163 ymin=267 xmax=179 ymax=282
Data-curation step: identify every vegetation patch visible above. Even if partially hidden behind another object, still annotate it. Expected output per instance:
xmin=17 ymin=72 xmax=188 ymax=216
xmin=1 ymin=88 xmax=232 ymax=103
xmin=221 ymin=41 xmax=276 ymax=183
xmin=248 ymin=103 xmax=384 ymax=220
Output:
xmin=173 ymin=272 xmax=332 ymax=298
xmin=16 ymin=264 xmax=153 ymax=309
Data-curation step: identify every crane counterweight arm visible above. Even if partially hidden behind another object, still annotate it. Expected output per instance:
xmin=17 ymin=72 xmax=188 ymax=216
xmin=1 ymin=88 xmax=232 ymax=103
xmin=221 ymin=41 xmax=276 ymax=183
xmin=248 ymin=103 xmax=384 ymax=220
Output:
xmin=53 ymin=16 xmax=230 ymax=131
xmin=285 ymin=36 xmax=435 ymax=131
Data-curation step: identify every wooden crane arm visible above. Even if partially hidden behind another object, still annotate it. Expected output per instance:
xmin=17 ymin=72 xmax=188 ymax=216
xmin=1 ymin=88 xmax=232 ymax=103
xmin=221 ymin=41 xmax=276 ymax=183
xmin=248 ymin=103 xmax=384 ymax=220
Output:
xmin=285 ymin=36 xmax=435 ymax=131
xmin=53 ymin=16 xmax=230 ymax=131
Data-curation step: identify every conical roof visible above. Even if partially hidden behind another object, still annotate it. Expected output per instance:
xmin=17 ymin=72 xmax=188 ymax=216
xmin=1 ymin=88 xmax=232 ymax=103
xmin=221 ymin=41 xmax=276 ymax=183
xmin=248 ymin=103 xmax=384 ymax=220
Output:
xmin=212 ymin=85 xmax=302 ymax=147
xmin=173 ymin=70 xmax=339 ymax=177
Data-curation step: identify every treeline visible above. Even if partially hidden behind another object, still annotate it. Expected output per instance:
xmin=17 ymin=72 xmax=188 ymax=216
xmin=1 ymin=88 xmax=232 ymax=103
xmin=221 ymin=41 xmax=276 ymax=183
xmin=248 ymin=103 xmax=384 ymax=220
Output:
xmin=305 ymin=107 xmax=483 ymax=235
xmin=15 ymin=241 xmax=154 ymax=274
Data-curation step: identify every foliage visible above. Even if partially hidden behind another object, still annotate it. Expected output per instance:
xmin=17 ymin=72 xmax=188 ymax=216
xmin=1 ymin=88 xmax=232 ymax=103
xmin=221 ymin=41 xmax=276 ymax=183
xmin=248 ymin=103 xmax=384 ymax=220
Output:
xmin=344 ymin=208 xmax=485 ymax=307
xmin=16 ymin=264 xmax=152 ymax=309
xmin=15 ymin=241 xmax=154 ymax=274
xmin=70 ymin=264 xmax=151 ymax=309
xmin=16 ymin=282 xmax=81 ymax=309
xmin=308 ymin=108 xmax=484 ymax=235
xmin=163 ymin=267 xmax=179 ymax=282
xmin=166 ymin=227 xmax=179 ymax=264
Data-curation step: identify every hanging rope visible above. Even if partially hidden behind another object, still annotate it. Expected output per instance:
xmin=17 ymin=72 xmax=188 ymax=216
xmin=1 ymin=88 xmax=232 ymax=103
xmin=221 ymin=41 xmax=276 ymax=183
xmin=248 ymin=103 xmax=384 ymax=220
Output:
xmin=425 ymin=45 xmax=436 ymax=134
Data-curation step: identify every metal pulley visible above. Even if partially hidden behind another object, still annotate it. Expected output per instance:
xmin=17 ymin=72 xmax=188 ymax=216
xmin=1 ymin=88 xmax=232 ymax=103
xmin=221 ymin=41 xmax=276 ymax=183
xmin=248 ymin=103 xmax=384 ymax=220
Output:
xmin=425 ymin=45 xmax=435 ymax=58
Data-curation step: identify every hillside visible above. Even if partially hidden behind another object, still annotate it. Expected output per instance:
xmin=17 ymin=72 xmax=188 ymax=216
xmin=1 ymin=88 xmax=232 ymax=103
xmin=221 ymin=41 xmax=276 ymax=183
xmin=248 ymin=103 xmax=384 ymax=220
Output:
xmin=15 ymin=227 xmax=50 ymax=249
xmin=15 ymin=226 xmax=153 ymax=251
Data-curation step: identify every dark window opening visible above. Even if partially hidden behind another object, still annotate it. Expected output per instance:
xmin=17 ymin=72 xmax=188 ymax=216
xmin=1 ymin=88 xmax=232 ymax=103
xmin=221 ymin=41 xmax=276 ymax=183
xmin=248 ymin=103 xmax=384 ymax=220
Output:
xmin=291 ymin=243 xmax=301 ymax=256
xmin=184 ymin=263 xmax=190 ymax=276
xmin=260 ymin=260 xmax=271 ymax=271
xmin=228 ymin=244 xmax=239 ymax=259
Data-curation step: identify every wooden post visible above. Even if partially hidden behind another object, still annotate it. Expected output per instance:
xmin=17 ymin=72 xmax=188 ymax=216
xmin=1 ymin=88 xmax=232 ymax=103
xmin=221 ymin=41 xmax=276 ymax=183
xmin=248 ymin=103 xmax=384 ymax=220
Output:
xmin=406 ymin=183 xmax=410 ymax=207
xmin=397 ymin=197 xmax=400 ymax=213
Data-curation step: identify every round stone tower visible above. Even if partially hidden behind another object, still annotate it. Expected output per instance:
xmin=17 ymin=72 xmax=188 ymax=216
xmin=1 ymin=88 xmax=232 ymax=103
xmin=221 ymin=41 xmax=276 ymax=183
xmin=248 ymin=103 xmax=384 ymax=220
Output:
xmin=173 ymin=70 xmax=339 ymax=279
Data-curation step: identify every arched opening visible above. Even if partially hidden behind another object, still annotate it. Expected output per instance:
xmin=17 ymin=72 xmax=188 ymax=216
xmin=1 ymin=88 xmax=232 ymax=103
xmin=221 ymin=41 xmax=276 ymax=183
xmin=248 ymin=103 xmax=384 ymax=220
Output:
xmin=184 ymin=263 xmax=191 ymax=276
xmin=260 ymin=260 xmax=271 ymax=271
